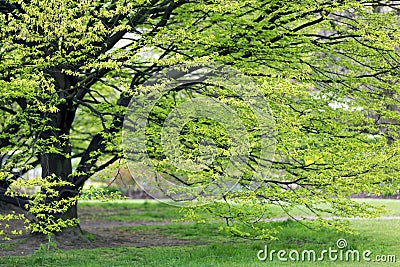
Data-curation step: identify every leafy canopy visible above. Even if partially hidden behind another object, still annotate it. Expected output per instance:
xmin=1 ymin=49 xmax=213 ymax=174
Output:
xmin=0 ymin=0 xmax=399 ymax=239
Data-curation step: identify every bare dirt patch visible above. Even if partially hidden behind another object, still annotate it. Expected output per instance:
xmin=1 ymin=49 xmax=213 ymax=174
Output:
xmin=0 ymin=204 xmax=202 ymax=257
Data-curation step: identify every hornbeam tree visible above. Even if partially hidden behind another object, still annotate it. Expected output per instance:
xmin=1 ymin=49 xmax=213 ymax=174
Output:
xmin=0 ymin=0 xmax=400 ymax=239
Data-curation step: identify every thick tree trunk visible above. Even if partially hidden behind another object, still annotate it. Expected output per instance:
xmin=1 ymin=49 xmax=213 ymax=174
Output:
xmin=39 ymin=97 xmax=79 ymax=224
xmin=39 ymin=70 xmax=78 ymax=224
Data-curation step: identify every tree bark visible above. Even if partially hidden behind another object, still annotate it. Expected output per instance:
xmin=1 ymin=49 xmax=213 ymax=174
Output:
xmin=39 ymin=96 xmax=78 ymax=223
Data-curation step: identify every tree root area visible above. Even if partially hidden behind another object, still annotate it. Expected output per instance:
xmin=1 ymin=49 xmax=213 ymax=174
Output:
xmin=0 ymin=204 xmax=202 ymax=257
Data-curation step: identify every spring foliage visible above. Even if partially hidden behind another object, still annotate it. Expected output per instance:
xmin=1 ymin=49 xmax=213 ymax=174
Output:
xmin=0 ymin=0 xmax=400 ymax=239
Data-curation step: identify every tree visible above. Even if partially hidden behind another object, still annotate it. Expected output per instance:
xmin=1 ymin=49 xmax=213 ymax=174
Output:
xmin=0 ymin=0 xmax=188 ymax=236
xmin=1 ymin=0 xmax=399 ymax=239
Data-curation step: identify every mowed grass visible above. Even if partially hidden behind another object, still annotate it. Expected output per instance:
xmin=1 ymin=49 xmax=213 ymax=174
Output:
xmin=78 ymin=198 xmax=400 ymax=222
xmin=78 ymin=200 xmax=183 ymax=222
xmin=1 ymin=199 xmax=399 ymax=267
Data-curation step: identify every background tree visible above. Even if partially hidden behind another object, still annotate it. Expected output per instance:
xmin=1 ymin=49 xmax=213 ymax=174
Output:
xmin=0 ymin=0 xmax=399 ymax=239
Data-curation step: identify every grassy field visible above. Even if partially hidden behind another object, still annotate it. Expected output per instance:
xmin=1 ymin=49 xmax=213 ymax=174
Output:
xmin=1 ymin=199 xmax=399 ymax=266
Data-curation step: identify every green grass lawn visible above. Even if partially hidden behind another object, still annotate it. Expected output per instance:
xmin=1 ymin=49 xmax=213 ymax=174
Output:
xmin=78 ymin=198 xmax=400 ymax=222
xmin=1 ymin=199 xmax=399 ymax=266
xmin=78 ymin=200 xmax=182 ymax=222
